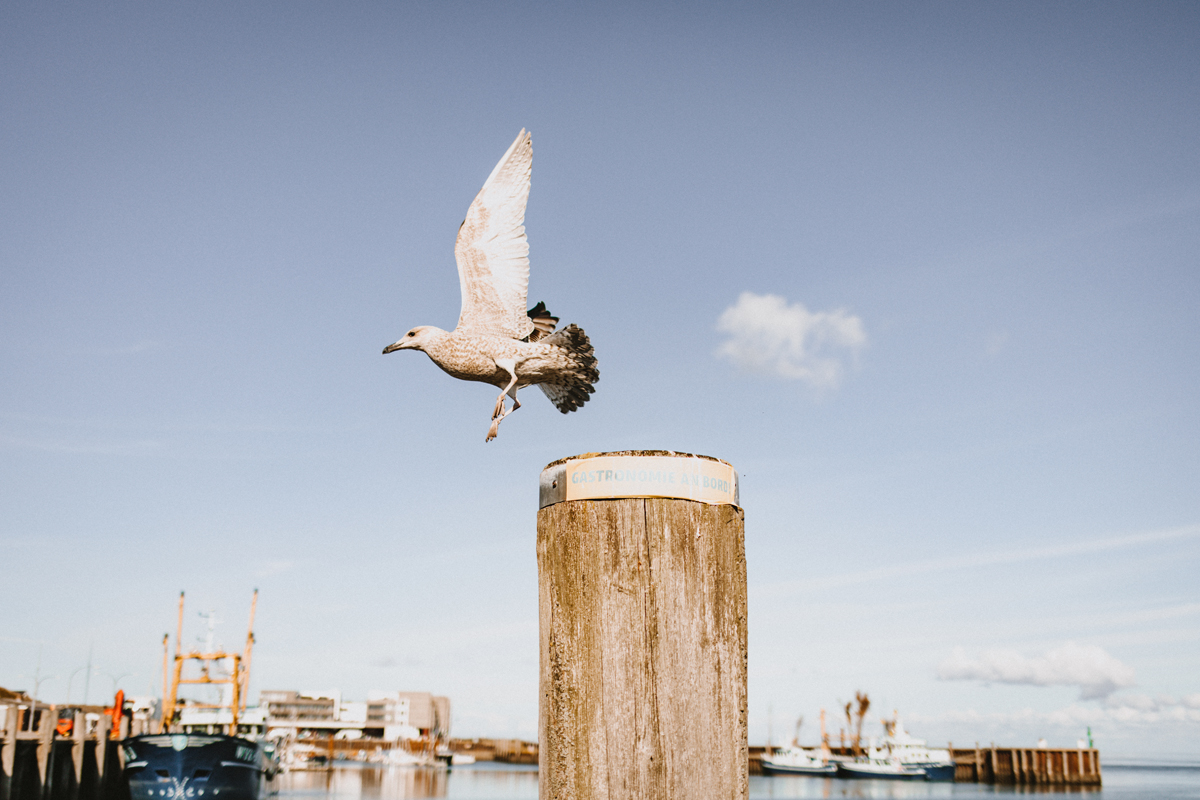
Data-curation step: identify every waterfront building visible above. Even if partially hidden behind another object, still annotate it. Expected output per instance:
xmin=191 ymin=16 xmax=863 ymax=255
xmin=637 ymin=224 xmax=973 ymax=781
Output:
xmin=258 ymin=689 xmax=449 ymax=741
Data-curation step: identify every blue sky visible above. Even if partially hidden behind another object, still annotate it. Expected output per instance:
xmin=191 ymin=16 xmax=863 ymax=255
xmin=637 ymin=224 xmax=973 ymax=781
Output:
xmin=2 ymin=2 xmax=1198 ymax=758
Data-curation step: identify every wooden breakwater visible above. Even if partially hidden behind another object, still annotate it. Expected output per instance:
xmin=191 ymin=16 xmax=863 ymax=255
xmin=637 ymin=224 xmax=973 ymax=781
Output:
xmin=951 ymin=745 xmax=1101 ymax=785
xmin=746 ymin=745 xmax=1101 ymax=784
xmin=1 ymin=703 xmax=129 ymax=800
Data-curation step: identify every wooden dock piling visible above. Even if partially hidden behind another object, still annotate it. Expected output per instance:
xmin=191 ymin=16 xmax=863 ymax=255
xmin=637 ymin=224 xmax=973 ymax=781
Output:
xmin=537 ymin=452 xmax=747 ymax=800
xmin=1 ymin=702 xmax=120 ymax=800
xmin=951 ymin=746 xmax=1101 ymax=785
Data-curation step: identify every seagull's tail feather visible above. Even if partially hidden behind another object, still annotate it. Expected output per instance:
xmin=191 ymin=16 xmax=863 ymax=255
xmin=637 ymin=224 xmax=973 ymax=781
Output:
xmin=525 ymin=301 xmax=559 ymax=342
xmin=538 ymin=324 xmax=598 ymax=413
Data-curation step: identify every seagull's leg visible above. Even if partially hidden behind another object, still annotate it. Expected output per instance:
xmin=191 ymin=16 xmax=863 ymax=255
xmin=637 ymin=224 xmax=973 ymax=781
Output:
xmin=487 ymin=359 xmax=520 ymax=442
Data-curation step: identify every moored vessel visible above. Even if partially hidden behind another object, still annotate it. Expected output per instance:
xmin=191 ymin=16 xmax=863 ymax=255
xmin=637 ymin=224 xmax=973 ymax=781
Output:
xmin=125 ymin=592 xmax=276 ymax=800
xmin=123 ymin=734 xmax=276 ymax=800
xmin=880 ymin=713 xmax=955 ymax=781
xmin=836 ymin=754 xmax=927 ymax=780
xmin=759 ymin=745 xmax=837 ymax=775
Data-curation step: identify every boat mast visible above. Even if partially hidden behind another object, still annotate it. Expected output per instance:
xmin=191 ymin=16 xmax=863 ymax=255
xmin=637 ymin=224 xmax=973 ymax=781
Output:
xmin=160 ymin=633 xmax=169 ymax=725
xmin=240 ymin=589 xmax=258 ymax=711
xmin=160 ymin=592 xmax=185 ymax=733
xmin=159 ymin=590 xmax=251 ymax=736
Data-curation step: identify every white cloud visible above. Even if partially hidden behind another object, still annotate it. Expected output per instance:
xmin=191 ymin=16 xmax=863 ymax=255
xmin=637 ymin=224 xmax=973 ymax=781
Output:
xmin=918 ymin=694 xmax=1200 ymax=729
xmin=938 ymin=642 xmax=1136 ymax=699
xmin=715 ymin=292 xmax=866 ymax=388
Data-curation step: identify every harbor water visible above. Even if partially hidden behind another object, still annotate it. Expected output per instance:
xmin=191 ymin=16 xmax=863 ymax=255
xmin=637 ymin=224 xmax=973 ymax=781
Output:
xmin=275 ymin=763 xmax=1200 ymax=800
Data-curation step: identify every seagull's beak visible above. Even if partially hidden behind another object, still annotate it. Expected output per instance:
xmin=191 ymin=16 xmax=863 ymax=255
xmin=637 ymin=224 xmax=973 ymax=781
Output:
xmin=382 ymin=341 xmax=407 ymax=354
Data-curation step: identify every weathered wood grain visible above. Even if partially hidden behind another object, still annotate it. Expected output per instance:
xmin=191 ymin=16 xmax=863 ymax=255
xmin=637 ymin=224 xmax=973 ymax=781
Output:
xmin=538 ymin=497 xmax=747 ymax=800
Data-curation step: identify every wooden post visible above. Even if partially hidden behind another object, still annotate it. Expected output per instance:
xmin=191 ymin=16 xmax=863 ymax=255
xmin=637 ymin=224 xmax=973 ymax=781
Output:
xmin=95 ymin=713 xmax=111 ymax=779
xmin=537 ymin=452 xmax=746 ymax=800
xmin=1 ymin=705 xmax=17 ymax=800
xmin=35 ymin=705 xmax=54 ymax=789
xmin=71 ymin=710 xmax=86 ymax=793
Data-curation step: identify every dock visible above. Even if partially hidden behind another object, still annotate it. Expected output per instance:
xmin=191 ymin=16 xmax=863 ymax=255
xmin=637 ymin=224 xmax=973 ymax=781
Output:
xmin=950 ymin=745 xmax=1101 ymax=785
xmin=746 ymin=745 xmax=1101 ymax=784
xmin=3 ymin=697 xmax=1101 ymax=794
xmin=0 ymin=700 xmax=136 ymax=800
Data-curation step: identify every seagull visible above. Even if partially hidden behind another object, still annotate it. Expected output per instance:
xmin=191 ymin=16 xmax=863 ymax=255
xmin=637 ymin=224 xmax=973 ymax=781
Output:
xmin=383 ymin=130 xmax=598 ymax=441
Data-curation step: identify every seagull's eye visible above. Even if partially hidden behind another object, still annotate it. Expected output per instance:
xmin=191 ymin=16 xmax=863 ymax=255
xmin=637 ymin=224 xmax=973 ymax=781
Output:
xmin=407 ymin=331 xmax=415 ymax=337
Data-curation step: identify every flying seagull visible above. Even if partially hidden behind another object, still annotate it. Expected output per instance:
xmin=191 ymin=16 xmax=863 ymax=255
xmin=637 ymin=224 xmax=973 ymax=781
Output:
xmin=383 ymin=130 xmax=598 ymax=441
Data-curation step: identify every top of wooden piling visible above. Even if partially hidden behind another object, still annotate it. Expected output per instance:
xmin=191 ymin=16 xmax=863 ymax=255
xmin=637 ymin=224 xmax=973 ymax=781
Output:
xmin=540 ymin=451 xmax=739 ymax=509
xmin=543 ymin=450 xmax=731 ymax=470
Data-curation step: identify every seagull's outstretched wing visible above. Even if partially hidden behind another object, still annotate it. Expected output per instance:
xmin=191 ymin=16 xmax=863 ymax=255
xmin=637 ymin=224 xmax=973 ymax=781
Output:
xmin=453 ymin=129 xmax=536 ymax=340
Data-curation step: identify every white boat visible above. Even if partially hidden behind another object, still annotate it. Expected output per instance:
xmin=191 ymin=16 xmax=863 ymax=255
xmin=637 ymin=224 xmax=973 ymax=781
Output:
xmin=434 ymin=745 xmax=477 ymax=767
xmin=377 ymin=747 xmax=436 ymax=767
xmin=880 ymin=714 xmax=955 ymax=781
xmin=837 ymin=750 xmax=926 ymax=780
xmin=759 ymin=745 xmax=837 ymax=775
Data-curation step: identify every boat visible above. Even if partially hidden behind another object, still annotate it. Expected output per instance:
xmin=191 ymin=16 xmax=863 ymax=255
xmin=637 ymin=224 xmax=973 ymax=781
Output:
xmin=433 ymin=745 xmax=476 ymax=767
xmin=837 ymin=752 xmax=927 ymax=780
xmin=879 ymin=713 xmax=956 ymax=781
xmin=125 ymin=591 xmax=277 ymax=800
xmin=378 ymin=747 xmax=436 ymax=767
xmin=123 ymin=734 xmax=277 ymax=800
xmin=759 ymin=745 xmax=837 ymax=775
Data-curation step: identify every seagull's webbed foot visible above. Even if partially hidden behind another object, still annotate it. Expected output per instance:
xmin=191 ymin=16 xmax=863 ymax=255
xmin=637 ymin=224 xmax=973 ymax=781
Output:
xmin=486 ymin=392 xmax=522 ymax=442
xmin=487 ymin=359 xmax=522 ymax=442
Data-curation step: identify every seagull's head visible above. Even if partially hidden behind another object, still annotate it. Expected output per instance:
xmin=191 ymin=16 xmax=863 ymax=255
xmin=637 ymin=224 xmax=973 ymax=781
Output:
xmin=383 ymin=326 xmax=441 ymax=354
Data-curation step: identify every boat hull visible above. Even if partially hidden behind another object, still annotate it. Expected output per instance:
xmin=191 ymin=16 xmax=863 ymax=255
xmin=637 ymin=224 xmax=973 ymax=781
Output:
xmin=760 ymin=761 xmax=837 ymax=775
xmin=913 ymin=763 xmax=955 ymax=781
xmin=837 ymin=762 xmax=926 ymax=780
xmin=123 ymin=734 xmax=275 ymax=800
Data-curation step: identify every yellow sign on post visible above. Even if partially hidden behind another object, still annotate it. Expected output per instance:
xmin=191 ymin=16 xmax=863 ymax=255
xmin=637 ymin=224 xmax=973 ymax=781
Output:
xmin=539 ymin=451 xmax=739 ymax=508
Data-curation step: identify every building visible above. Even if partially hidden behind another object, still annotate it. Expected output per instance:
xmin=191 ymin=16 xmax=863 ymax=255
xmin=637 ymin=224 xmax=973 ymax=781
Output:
xmin=259 ymin=689 xmax=450 ymax=741
xmin=260 ymin=690 xmax=339 ymax=725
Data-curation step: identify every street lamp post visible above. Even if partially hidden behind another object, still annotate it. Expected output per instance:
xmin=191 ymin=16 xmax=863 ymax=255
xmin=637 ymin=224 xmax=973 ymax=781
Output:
xmin=105 ymin=672 xmax=134 ymax=698
xmin=20 ymin=645 xmax=57 ymax=731
xmin=66 ymin=666 xmax=95 ymax=704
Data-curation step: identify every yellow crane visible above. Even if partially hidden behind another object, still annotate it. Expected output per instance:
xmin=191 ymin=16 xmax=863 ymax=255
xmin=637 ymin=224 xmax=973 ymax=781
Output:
xmin=159 ymin=589 xmax=258 ymax=735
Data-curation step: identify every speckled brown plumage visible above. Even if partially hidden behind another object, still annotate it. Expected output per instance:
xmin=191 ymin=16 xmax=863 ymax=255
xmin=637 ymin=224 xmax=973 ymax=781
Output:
xmin=382 ymin=130 xmax=598 ymax=441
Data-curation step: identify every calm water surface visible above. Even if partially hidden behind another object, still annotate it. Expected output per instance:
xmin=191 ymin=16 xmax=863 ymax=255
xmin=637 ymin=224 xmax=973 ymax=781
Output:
xmin=274 ymin=764 xmax=1200 ymax=800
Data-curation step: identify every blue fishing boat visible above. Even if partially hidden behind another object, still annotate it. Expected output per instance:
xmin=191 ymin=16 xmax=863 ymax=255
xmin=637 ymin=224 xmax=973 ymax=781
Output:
xmin=123 ymin=734 xmax=276 ymax=800
xmin=125 ymin=592 xmax=275 ymax=800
